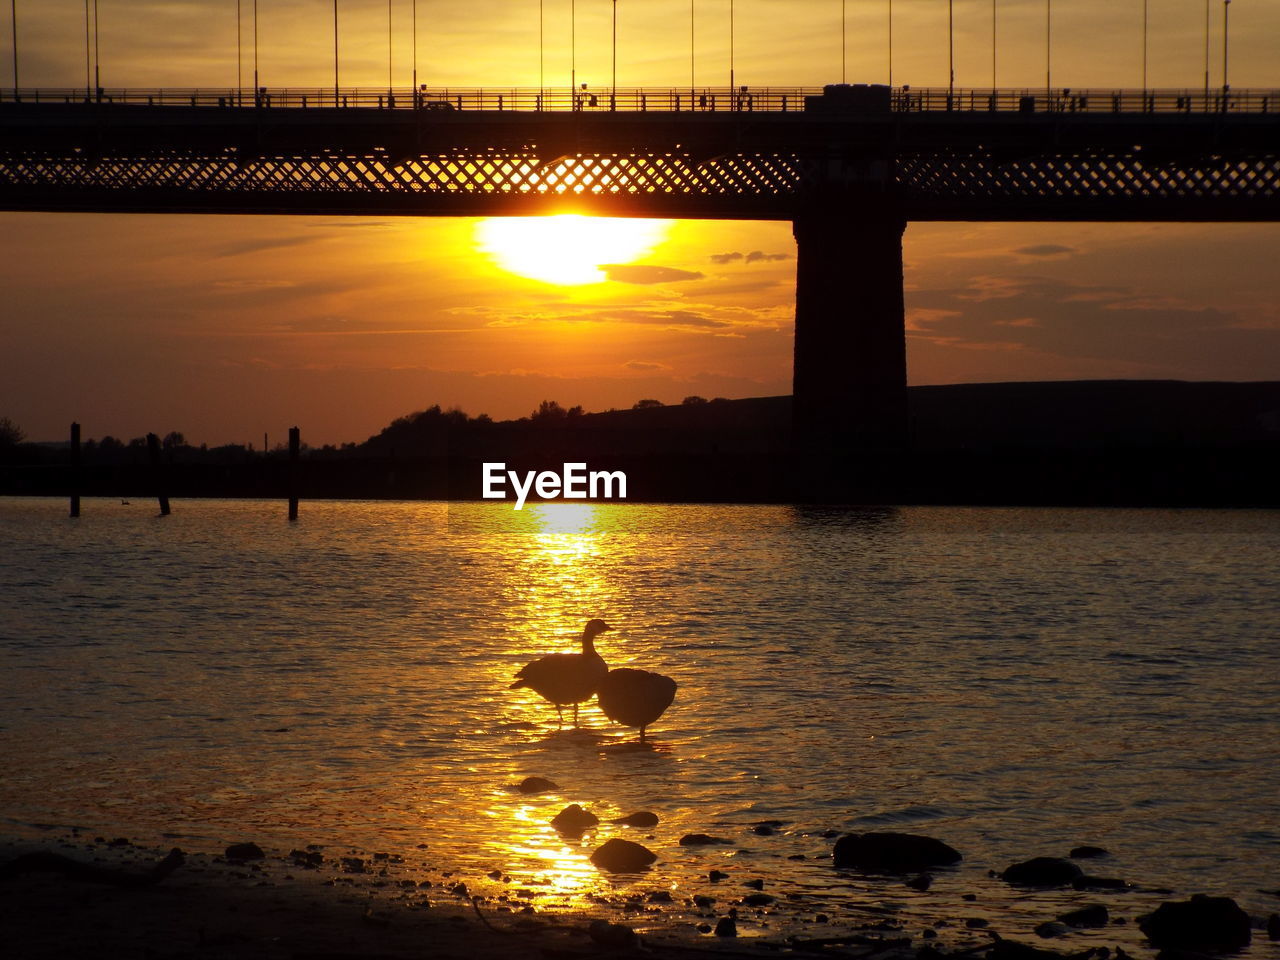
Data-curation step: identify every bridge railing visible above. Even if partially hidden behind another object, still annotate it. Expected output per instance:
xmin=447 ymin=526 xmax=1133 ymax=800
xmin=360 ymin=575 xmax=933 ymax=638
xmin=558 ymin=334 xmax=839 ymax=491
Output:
xmin=1 ymin=85 xmax=1276 ymax=114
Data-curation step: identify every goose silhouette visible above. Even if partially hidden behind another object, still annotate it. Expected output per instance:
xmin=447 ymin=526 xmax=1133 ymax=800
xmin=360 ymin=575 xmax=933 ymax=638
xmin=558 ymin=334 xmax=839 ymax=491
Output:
xmin=510 ymin=619 xmax=610 ymax=727
xmin=596 ymin=667 xmax=677 ymax=743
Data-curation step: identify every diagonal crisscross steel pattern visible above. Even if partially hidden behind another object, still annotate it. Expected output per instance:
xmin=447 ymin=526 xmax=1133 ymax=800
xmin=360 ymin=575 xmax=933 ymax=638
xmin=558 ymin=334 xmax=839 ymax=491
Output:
xmin=895 ymin=149 xmax=1280 ymax=205
xmin=0 ymin=151 xmax=810 ymax=196
xmin=0 ymin=146 xmax=1277 ymax=217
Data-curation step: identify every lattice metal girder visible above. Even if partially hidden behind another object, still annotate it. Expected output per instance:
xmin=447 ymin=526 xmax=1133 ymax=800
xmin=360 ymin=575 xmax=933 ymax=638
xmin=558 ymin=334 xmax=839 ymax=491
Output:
xmin=895 ymin=147 xmax=1280 ymax=211
xmin=1 ymin=145 xmax=1278 ymax=221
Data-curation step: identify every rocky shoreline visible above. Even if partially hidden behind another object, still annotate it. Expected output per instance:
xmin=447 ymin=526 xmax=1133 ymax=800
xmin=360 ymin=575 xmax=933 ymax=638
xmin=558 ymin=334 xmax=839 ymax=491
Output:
xmin=4 ymin=819 xmax=1277 ymax=960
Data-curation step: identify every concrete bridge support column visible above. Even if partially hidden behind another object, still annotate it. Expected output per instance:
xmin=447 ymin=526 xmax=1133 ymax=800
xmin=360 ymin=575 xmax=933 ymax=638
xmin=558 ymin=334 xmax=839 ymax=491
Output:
xmin=792 ymin=213 xmax=908 ymax=450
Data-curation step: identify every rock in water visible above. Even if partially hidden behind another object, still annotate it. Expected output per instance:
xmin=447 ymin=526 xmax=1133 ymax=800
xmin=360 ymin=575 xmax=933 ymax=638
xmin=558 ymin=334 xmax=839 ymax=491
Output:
xmin=831 ymin=833 xmax=962 ymax=873
xmin=1069 ymin=845 xmax=1109 ymax=859
xmin=1034 ymin=922 xmax=1070 ymax=939
xmin=589 ymin=838 xmax=657 ymax=873
xmin=224 ymin=842 xmax=265 ymax=861
xmin=1138 ymin=894 xmax=1252 ymax=951
xmin=516 ymin=776 xmax=558 ymax=794
xmin=1001 ymin=857 xmax=1084 ymax=887
xmin=550 ymin=804 xmax=600 ymax=835
xmin=714 ymin=917 xmax=738 ymax=937
xmin=1058 ymin=905 xmax=1109 ymax=928
xmin=680 ymin=833 xmax=732 ymax=846
xmin=588 ymin=919 xmax=637 ymax=948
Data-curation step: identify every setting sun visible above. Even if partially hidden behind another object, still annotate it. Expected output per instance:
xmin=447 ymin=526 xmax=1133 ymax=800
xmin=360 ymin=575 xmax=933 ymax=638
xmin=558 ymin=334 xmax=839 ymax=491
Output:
xmin=474 ymin=215 xmax=672 ymax=285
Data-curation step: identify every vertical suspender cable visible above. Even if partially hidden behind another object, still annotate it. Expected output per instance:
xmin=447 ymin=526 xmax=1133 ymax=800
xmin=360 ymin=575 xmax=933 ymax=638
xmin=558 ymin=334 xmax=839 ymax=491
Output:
xmin=11 ymin=0 xmax=18 ymax=99
xmin=84 ymin=0 xmax=91 ymax=98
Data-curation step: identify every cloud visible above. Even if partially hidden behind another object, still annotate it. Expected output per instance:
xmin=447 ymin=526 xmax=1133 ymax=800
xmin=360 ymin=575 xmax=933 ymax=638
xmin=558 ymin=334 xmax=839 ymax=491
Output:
xmin=211 ymin=235 xmax=317 ymax=258
xmin=1012 ymin=244 xmax=1076 ymax=258
xmin=625 ymin=360 xmax=669 ymax=371
xmin=906 ymin=273 xmax=1280 ymax=379
xmin=600 ymin=264 xmax=705 ymax=284
xmin=212 ymin=279 xmax=299 ymax=293
xmin=609 ymin=309 xmax=731 ymax=329
xmin=711 ymin=251 xmax=792 ymax=265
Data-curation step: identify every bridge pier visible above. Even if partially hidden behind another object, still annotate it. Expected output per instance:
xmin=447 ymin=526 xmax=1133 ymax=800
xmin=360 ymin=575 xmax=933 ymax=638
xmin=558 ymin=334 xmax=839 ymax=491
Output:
xmin=792 ymin=213 xmax=908 ymax=450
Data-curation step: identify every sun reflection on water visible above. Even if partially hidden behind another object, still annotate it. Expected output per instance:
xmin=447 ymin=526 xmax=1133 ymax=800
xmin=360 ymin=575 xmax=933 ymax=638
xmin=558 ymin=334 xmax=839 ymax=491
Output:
xmin=468 ymin=500 xmax=644 ymax=900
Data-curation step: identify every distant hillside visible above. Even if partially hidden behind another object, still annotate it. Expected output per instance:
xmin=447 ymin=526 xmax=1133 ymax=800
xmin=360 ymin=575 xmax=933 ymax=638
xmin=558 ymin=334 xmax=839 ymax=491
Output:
xmin=360 ymin=380 xmax=1280 ymax=458
xmin=5 ymin=381 xmax=1278 ymax=506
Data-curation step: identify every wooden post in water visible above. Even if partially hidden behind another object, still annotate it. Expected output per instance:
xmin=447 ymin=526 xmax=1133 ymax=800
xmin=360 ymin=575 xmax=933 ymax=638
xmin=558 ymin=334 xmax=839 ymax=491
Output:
xmin=69 ymin=422 xmax=81 ymax=517
xmin=147 ymin=433 xmax=171 ymax=516
xmin=288 ymin=426 xmax=300 ymax=521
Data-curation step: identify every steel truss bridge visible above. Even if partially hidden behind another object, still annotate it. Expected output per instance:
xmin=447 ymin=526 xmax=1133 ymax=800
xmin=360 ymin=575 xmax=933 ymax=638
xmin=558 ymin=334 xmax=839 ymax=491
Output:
xmin=3 ymin=84 xmax=1279 ymax=445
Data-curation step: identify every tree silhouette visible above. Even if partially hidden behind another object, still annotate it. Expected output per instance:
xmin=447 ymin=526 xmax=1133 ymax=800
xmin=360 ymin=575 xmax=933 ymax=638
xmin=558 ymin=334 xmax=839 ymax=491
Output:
xmin=0 ymin=417 xmax=23 ymax=446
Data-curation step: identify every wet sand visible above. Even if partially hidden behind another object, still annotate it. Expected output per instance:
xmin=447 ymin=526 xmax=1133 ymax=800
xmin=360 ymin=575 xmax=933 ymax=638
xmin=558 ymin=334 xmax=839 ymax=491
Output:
xmin=10 ymin=830 xmax=1277 ymax=960
xmin=2 ymin=834 xmax=811 ymax=960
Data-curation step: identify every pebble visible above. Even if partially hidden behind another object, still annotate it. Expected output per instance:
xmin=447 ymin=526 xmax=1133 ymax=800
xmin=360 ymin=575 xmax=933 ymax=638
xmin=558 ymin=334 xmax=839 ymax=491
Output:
xmin=551 ymin=804 xmax=599 ymax=835
xmin=225 ymin=842 xmax=265 ymax=861
xmin=1000 ymin=857 xmax=1084 ymax=887
xmin=1138 ymin=894 xmax=1252 ymax=951
xmin=1034 ymin=921 xmax=1070 ymax=938
xmin=589 ymin=838 xmax=657 ymax=873
xmin=832 ymin=832 xmax=963 ymax=873
xmin=588 ymin=919 xmax=637 ymax=948
xmin=1059 ymin=904 xmax=1109 ymax=928
xmin=714 ymin=917 xmax=738 ymax=937
xmin=680 ymin=834 xmax=731 ymax=846
xmin=516 ymin=776 xmax=558 ymax=794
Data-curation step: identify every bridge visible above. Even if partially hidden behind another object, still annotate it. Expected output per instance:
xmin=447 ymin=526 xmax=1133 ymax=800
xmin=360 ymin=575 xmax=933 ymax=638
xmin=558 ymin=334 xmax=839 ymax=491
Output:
xmin=3 ymin=83 xmax=1279 ymax=447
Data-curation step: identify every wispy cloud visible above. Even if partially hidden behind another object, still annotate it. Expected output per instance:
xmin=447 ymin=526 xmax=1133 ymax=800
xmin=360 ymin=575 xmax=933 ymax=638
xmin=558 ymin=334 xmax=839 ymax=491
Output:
xmin=711 ymin=250 xmax=792 ymax=265
xmin=601 ymin=264 xmax=705 ymax=284
xmin=1013 ymin=244 xmax=1076 ymax=258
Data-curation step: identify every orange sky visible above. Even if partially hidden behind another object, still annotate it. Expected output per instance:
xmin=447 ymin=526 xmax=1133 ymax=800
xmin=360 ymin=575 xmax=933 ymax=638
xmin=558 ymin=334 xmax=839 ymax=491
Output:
xmin=2 ymin=1 xmax=1279 ymax=446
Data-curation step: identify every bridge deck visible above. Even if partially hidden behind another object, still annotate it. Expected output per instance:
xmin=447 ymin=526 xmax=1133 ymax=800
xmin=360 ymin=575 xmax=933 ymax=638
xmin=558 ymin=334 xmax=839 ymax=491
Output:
xmin=3 ymin=87 xmax=1278 ymax=222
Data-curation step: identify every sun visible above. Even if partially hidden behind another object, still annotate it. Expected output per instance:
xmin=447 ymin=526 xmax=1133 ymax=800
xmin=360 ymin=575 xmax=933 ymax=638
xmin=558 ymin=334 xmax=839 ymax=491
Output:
xmin=475 ymin=215 xmax=671 ymax=285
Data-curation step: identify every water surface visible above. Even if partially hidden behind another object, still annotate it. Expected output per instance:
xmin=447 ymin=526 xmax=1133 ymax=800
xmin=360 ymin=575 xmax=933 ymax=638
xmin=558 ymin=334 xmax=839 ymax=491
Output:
xmin=2 ymin=499 xmax=1277 ymax=949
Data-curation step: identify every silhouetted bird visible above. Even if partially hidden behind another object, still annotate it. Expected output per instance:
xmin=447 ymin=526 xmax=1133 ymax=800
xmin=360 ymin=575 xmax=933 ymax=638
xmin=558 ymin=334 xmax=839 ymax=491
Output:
xmin=510 ymin=619 xmax=610 ymax=727
xmin=596 ymin=667 xmax=677 ymax=743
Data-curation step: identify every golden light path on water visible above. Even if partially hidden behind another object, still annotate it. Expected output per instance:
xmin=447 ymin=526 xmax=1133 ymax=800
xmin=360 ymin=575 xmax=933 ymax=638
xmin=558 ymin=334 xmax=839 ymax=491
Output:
xmin=478 ymin=503 xmax=616 ymax=899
